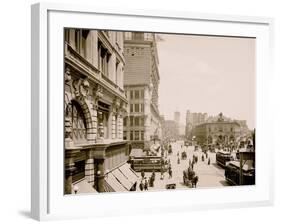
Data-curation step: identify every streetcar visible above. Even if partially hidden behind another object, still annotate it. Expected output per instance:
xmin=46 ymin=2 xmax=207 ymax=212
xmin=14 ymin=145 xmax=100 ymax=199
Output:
xmin=130 ymin=156 xmax=168 ymax=172
xmin=216 ymin=150 xmax=234 ymax=168
xmin=225 ymin=160 xmax=255 ymax=185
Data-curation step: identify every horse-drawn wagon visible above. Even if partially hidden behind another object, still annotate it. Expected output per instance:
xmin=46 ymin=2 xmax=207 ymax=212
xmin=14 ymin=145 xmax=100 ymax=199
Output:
xmin=183 ymin=167 xmax=199 ymax=188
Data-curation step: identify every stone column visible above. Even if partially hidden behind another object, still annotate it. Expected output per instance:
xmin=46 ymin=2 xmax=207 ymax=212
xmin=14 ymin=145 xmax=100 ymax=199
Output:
xmin=64 ymin=158 xmax=75 ymax=195
xmin=118 ymin=114 xmax=123 ymax=140
xmin=64 ymin=146 xmax=81 ymax=194
xmin=93 ymin=105 xmax=98 ymax=139
xmin=85 ymin=150 xmax=95 ymax=186
xmin=111 ymin=112 xmax=116 ymax=139
xmin=95 ymin=159 xmax=105 ymax=192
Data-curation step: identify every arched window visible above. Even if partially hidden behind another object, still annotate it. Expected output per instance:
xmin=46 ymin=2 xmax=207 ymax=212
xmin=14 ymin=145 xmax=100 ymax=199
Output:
xmin=68 ymin=101 xmax=87 ymax=143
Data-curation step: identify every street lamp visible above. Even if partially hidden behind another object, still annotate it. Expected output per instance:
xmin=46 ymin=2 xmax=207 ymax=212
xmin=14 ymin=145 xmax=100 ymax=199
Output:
xmin=73 ymin=185 xmax=79 ymax=194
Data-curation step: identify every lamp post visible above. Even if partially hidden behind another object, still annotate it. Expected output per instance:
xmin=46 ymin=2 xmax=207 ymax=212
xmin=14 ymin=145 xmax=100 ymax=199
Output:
xmin=73 ymin=185 xmax=79 ymax=194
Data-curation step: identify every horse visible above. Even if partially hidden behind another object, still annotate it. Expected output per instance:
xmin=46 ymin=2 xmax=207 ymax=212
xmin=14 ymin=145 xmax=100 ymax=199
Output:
xmin=192 ymin=176 xmax=199 ymax=188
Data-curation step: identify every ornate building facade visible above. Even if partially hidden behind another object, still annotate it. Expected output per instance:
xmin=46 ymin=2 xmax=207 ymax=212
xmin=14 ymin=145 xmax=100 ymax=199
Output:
xmin=123 ymin=32 xmax=162 ymax=150
xmin=64 ymin=29 xmax=138 ymax=194
xmin=191 ymin=113 xmax=246 ymax=146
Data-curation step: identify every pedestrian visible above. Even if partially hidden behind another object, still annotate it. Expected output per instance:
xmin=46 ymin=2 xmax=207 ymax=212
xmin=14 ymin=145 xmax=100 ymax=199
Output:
xmin=141 ymin=170 xmax=145 ymax=179
xmin=202 ymin=154 xmax=204 ymax=162
xmin=160 ymin=168 xmax=164 ymax=180
xmin=139 ymin=180 xmax=144 ymax=191
xmin=152 ymin=170 xmax=155 ymax=179
xmin=144 ymin=178 xmax=148 ymax=191
xmin=169 ymin=167 xmax=173 ymax=178
xmin=208 ymin=158 xmax=210 ymax=165
xmin=177 ymin=157 xmax=180 ymax=164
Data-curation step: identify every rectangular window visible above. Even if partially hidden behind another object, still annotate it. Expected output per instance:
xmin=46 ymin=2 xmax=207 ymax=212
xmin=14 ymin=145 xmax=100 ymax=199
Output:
xmin=141 ymin=103 xmax=144 ymax=112
xmin=141 ymin=131 xmax=144 ymax=140
xmin=144 ymin=33 xmax=152 ymax=40
xmin=125 ymin=32 xmax=132 ymax=40
xmin=123 ymin=131 xmax=127 ymax=140
xmin=135 ymin=90 xmax=139 ymax=99
xmin=130 ymin=90 xmax=134 ymax=99
xmin=123 ymin=117 xmax=127 ymax=126
xmin=140 ymin=117 xmax=144 ymax=126
xmin=135 ymin=117 xmax=139 ymax=126
xmin=130 ymin=104 xmax=134 ymax=113
xmin=97 ymin=110 xmax=109 ymax=139
xmin=130 ymin=131 xmax=134 ymax=140
xmin=141 ymin=89 xmax=144 ymax=98
xmin=130 ymin=116 xmax=134 ymax=126
xmin=133 ymin=32 xmax=144 ymax=40
xmin=98 ymin=42 xmax=110 ymax=77
xmin=135 ymin=104 xmax=139 ymax=112
xmin=115 ymin=61 xmax=119 ymax=84
xmin=135 ymin=131 xmax=140 ymax=140
xmin=75 ymin=30 xmax=80 ymax=52
xmin=81 ymin=30 xmax=89 ymax=58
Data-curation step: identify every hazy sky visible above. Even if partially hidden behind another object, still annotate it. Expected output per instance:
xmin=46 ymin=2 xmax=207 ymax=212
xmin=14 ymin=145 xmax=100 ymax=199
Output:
xmin=157 ymin=34 xmax=256 ymax=129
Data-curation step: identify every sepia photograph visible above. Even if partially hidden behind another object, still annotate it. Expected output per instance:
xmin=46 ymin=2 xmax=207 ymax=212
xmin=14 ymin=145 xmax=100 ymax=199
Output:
xmin=64 ymin=29 xmax=256 ymax=195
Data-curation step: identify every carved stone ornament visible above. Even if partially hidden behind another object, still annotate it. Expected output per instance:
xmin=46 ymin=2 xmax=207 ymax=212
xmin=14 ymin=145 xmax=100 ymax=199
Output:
xmin=93 ymin=84 xmax=103 ymax=105
xmin=113 ymin=97 xmax=121 ymax=111
xmin=80 ymin=79 xmax=90 ymax=97
xmin=64 ymin=67 xmax=71 ymax=83
xmin=72 ymin=78 xmax=90 ymax=99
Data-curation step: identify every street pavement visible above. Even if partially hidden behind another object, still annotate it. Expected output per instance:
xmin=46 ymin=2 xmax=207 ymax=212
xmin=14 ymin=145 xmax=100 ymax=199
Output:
xmin=136 ymin=141 xmax=230 ymax=192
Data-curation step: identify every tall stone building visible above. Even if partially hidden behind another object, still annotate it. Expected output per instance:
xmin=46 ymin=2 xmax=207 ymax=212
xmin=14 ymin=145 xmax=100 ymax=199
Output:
xmin=123 ymin=32 xmax=161 ymax=150
xmin=64 ymin=29 xmax=138 ymax=194
xmin=174 ymin=111 xmax=180 ymax=125
xmin=185 ymin=110 xmax=208 ymax=139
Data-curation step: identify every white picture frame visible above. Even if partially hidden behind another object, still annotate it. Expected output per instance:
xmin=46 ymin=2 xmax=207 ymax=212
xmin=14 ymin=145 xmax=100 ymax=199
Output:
xmin=31 ymin=2 xmax=274 ymax=221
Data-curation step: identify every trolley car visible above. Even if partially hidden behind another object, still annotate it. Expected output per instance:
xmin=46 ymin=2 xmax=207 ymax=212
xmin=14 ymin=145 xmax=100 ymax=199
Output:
xmin=130 ymin=156 xmax=168 ymax=172
xmin=225 ymin=161 xmax=255 ymax=185
xmin=216 ymin=150 xmax=233 ymax=168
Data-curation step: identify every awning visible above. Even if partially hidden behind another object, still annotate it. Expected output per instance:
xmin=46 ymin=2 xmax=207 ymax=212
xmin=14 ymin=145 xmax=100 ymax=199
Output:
xmin=104 ymin=163 xmax=139 ymax=192
xmin=112 ymin=168 xmax=132 ymax=190
xmin=104 ymin=173 xmax=127 ymax=192
xmin=119 ymin=162 xmax=139 ymax=184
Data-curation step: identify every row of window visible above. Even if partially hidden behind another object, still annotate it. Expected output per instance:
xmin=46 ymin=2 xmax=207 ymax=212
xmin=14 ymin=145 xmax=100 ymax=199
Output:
xmin=130 ymin=103 xmax=144 ymax=113
xmin=127 ymin=89 xmax=145 ymax=100
xmin=123 ymin=131 xmax=144 ymax=141
xmin=125 ymin=47 xmax=146 ymax=57
xmin=124 ymin=32 xmax=153 ymax=41
xmin=124 ymin=116 xmax=145 ymax=127
xmin=65 ymin=29 xmax=122 ymax=86
xmin=208 ymin=127 xmax=234 ymax=132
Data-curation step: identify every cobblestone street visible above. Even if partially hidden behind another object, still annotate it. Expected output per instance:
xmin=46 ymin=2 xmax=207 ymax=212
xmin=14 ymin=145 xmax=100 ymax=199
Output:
xmin=136 ymin=141 xmax=230 ymax=192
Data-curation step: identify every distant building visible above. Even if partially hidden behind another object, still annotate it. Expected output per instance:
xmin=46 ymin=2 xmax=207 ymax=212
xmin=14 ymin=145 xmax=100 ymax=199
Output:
xmin=123 ymin=32 xmax=161 ymax=150
xmin=185 ymin=110 xmax=208 ymax=139
xmin=162 ymin=120 xmax=179 ymax=141
xmin=191 ymin=113 xmax=246 ymax=146
xmin=179 ymin=124 xmax=186 ymax=136
xmin=174 ymin=111 xmax=180 ymax=125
